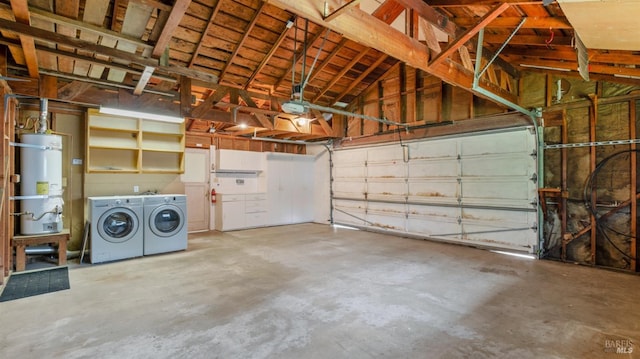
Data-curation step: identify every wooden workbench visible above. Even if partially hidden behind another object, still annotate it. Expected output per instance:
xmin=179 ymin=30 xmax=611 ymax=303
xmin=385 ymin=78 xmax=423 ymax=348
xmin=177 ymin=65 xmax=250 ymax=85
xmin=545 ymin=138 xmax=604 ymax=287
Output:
xmin=11 ymin=230 xmax=69 ymax=272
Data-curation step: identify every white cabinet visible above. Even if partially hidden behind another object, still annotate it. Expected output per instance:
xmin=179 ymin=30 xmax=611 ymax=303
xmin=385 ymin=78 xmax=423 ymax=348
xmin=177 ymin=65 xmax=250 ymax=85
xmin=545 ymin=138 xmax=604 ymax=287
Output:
xmin=215 ymin=149 xmax=263 ymax=172
xmin=215 ymin=193 xmax=267 ymax=231
xmin=266 ymin=153 xmax=315 ymax=226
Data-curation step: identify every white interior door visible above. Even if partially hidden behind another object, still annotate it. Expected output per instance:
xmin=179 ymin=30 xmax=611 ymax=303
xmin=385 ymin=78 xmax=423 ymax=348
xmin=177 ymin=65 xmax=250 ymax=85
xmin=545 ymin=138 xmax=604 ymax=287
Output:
xmin=182 ymin=148 xmax=210 ymax=232
xmin=332 ymin=126 xmax=539 ymax=253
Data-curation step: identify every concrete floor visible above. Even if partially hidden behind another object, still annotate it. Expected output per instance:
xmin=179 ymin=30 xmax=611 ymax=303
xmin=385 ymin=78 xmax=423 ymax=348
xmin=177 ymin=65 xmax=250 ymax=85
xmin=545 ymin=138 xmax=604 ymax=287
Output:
xmin=0 ymin=223 xmax=638 ymax=358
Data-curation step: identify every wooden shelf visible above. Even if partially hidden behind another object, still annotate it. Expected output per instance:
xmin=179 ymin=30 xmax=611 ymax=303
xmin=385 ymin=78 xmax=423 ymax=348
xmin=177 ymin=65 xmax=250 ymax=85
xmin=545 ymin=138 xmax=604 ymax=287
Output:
xmin=86 ymin=109 xmax=185 ymax=174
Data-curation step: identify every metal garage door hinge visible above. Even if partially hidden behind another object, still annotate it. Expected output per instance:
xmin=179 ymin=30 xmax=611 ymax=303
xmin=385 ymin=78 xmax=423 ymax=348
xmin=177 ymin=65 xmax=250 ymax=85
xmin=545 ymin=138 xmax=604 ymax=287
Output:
xmin=530 ymin=173 xmax=537 ymax=183
xmin=531 ymin=223 xmax=538 ymax=232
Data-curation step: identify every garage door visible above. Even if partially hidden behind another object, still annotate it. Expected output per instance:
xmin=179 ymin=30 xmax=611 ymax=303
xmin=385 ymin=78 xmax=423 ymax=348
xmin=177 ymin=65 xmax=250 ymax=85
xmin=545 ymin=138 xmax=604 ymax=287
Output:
xmin=332 ymin=127 xmax=539 ymax=253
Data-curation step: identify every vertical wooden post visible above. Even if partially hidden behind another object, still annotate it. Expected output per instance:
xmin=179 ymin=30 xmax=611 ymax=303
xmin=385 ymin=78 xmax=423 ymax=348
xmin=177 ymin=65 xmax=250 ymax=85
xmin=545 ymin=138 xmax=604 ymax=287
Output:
xmin=399 ymin=63 xmax=407 ymax=124
xmin=589 ymin=94 xmax=598 ymax=265
xmin=545 ymin=74 xmax=553 ymax=107
xmin=630 ymin=100 xmax=637 ymax=271
xmin=561 ymin=109 xmax=568 ymax=261
xmin=377 ymin=80 xmax=384 ymax=133
xmin=180 ymin=76 xmax=192 ymax=118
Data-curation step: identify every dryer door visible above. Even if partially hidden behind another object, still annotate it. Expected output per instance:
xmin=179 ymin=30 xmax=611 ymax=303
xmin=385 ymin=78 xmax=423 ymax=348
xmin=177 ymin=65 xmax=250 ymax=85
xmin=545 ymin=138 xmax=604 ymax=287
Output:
xmin=98 ymin=208 xmax=140 ymax=243
xmin=149 ymin=204 xmax=185 ymax=237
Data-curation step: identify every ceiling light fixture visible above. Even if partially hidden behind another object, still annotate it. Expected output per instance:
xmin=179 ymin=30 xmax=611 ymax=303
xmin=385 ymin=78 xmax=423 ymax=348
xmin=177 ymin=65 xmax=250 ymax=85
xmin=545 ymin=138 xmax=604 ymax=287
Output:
xmin=519 ymin=64 xmax=571 ymax=72
xmin=99 ymin=106 xmax=184 ymax=123
xmin=296 ymin=117 xmax=308 ymax=126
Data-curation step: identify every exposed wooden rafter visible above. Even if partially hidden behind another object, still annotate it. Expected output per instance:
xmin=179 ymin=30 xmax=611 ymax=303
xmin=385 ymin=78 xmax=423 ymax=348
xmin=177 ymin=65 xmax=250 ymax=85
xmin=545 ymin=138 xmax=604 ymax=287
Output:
xmin=312 ymin=49 xmax=368 ymax=103
xmin=219 ymin=2 xmax=266 ymax=84
xmin=9 ymin=0 xmax=38 ymax=78
xmin=244 ymin=15 xmax=295 ymax=89
xmin=188 ymin=0 xmax=223 ymax=68
xmin=151 ymin=0 xmax=191 ymax=58
xmin=264 ymin=0 xmax=517 ymax=104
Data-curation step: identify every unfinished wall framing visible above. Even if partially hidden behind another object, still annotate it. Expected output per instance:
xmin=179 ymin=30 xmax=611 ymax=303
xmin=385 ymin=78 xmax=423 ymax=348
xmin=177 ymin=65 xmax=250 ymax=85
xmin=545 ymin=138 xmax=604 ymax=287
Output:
xmin=538 ymin=75 xmax=640 ymax=272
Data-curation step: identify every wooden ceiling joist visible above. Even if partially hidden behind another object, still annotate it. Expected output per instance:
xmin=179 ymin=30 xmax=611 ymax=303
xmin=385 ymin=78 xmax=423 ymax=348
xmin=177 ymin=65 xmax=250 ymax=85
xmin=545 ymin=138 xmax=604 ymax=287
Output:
xmin=265 ymin=0 xmax=517 ymax=104
xmin=244 ymin=15 xmax=295 ymax=89
xmin=9 ymin=0 xmax=38 ymax=78
xmin=188 ymin=0 xmax=223 ymax=68
xmin=218 ymin=2 xmax=266 ymax=84
xmin=311 ymin=49 xmax=368 ymax=103
xmin=151 ymin=0 xmax=191 ymax=58
xmin=334 ymin=54 xmax=388 ymax=104
xmin=454 ymin=16 xmax=572 ymax=29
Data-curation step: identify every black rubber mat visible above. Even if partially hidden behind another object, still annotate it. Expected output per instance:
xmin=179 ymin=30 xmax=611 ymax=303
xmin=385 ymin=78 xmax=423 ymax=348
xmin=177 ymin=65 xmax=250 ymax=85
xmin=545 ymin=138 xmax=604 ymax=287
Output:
xmin=0 ymin=267 xmax=70 ymax=302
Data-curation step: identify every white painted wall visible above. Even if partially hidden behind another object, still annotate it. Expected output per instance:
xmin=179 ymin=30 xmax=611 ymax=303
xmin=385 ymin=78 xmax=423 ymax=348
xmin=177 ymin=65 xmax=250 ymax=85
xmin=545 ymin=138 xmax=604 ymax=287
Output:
xmin=307 ymin=144 xmax=331 ymax=225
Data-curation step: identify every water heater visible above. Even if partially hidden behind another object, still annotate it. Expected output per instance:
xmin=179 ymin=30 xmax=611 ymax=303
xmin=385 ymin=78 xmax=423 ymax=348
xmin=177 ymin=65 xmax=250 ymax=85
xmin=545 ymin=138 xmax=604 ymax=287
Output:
xmin=19 ymin=133 xmax=64 ymax=234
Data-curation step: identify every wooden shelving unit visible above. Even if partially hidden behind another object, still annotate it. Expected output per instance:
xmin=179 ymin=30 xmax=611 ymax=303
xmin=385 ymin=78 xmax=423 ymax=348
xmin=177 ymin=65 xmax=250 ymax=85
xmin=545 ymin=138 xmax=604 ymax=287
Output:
xmin=86 ymin=109 xmax=185 ymax=173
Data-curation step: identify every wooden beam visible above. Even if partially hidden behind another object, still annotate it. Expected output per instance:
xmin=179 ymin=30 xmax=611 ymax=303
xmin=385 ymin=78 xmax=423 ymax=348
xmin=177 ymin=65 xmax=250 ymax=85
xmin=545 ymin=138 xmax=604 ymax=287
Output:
xmin=0 ymin=18 xmax=218 ymax=83
xmin=219 ymin=3 xmax=265 ymax=83
xmin=311 ymin=49 xmax=368 ymax=103
xmin=334 ymin=54 xmax=388 ymax=103
xmin=238 ymin=91 xmax=274 ymax=129
xmin=10 ymin=0 xmax=39 ymax=78
xmin=455 ymin=16 xmax=572 ymax=29
xmin=133 ymin=66 xmax=155 ymax=95
xmin=630 ymin=100 xmax=637 ymax=271
xmin=393 ymin=0 xmax=456 ymax=36
xmin=420 ymin=17 xmax=441 ymax=53
xmin=39 ymin=74 xmax=57 ymax=98
xmin=58 ymin=80 xmax=93 ymax=100
xmin=0 ymin=18 xmax=158 ymax=67
xmin=310 ymin=108 xmax=334 ymax=136
xmin=192 ymin=87 xmax=230 ymax=118
xmin=54 ymin=0 xmax=80 ymax=73
xmin=272 ymin=28 xmax=325 ymax=93
xmin=588 ymin=94 xmax=597 ymax=265
xmin=263 ymin=0 xmax=516 ymax=105
xmin=485 ymin=34 xmax=573 ymax=46
xmin=324 ymin=0 xmax=360 ymax=22
xmin=429 ymin=3 xmax=510 ymax=68
xmin=188 ymin=0 xmax=223 ymax=68
xmin=244 ymin=16 xmax=294 ymax=89
xmin=429 ymin=0 xmax=542 ymax=6
xmin=180 ymin=76 xmax=192 ymax=117
xmin=152 ymin=0 xmax=191 ymax=58
xmin=305 ymin=37 xmax=348 ymax=85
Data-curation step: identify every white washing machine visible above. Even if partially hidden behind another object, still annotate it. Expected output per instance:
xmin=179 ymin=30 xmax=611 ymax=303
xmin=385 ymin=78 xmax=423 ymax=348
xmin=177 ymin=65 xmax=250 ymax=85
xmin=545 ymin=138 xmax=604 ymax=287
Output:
xmin=89 ymin=196 xmax=144 ymax=264
xmin=143 ymin=194 xmax=188 ymax=255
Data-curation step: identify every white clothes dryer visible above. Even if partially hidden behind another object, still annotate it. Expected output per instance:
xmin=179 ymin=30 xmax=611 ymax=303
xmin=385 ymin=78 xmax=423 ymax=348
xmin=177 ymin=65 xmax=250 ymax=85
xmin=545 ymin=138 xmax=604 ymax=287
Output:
xmin=143 ymin=194 xmax=187 ymax=255
xmin=89 ymin=196 xmax=144 ymax=264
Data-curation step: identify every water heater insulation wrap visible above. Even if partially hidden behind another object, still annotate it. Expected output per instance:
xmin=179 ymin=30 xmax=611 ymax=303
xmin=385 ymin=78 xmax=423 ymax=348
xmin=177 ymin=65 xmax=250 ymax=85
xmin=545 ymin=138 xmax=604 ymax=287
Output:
xmin=19 ymin=133 xmax=64 ymax=234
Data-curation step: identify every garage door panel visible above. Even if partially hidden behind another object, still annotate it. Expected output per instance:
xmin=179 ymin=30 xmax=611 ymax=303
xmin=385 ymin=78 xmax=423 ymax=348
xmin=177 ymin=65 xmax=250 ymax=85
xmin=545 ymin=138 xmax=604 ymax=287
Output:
xmin=409 ymin=138 xmax=458 ymax=159
xmin=368 ymin=179 xmax=407 ymax=202
xmin=462 ymin=178 xmax=534 ymax=206
xmin=407 ymin=204 xmax=461 ymax=240
xmin=409 ymin=158 xmax=459 ymax=178
xmin=332 ymin=126 xmax=538 ymax=254
xmin=461 ymin=208 xmax=536 ymax=251
xmin=333 ymin=199 xmax=366 ymax=226
xmin=368 ymin=162 xmax=406 ymax=178
xmin=461 ymin=129 xmax=533 ymax=156
xmin=334 ymin=180 xmax=366 ymax=200
xmin=366 ymin=202 xmax=406 ymax=232
xmin=408 ymin=179 xmax=459 ymax=204
xmin=367 ymin=146 xmax=404 ymax=162
xmin=333 ymin=164 xmax=366 ymax=179
xmin=461 ymin=154 xmax=533 ymax=177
